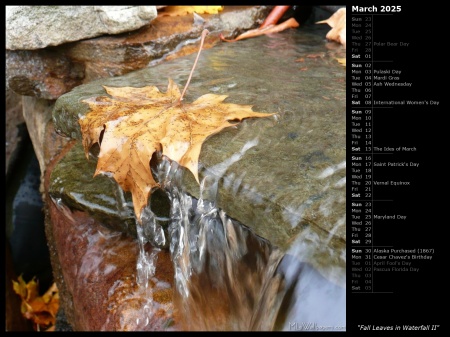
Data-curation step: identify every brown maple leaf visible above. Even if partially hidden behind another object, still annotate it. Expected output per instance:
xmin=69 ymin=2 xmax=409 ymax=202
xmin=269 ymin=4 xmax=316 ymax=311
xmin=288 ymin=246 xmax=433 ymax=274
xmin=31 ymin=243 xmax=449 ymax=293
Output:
xmin=316 ymin=8 xmax=346 ymax=48
xmin=12 ymin=276 xmax=59 ymax=331
xmin=79 ymin=79 xmax=275 ymax=221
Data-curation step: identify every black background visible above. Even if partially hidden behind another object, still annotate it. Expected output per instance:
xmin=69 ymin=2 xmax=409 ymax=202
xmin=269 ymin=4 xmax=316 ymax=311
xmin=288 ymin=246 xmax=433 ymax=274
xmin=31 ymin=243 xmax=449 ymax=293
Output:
xmin=347 ymin=2 xmax=445 ymax=335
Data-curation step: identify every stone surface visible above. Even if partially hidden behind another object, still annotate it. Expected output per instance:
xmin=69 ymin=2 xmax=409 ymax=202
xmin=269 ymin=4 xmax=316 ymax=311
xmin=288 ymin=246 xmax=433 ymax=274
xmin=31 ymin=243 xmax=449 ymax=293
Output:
xmin=5 ymin=88 xmax=24 ymax=175
xmin=61 ymin=5 xmax=271 ymax=81
xmin=6 ymin=50 xmax=85 ymax=100
xmin=51 ymin=26 xmax=346 ymax=254
xmin=21 ymin=97 xmax=60 ymax=184
xmin=44 ymin=197 xmax=176 ymax=331
xmin=6 ymin=6 xmax=158 ymax=50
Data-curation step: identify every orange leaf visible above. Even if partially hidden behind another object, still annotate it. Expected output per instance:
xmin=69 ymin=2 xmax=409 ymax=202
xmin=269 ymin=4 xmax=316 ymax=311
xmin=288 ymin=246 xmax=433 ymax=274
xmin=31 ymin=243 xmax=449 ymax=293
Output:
xmin=12 ymin=275 xmax=28 ymax=300
xmin=25 ymin=278 xmax=39 ymax=303
xmin=12 ymin=277 xmax=59 ymax=330
xmin=80 ymin=79 xmax=275 ymax=222
xmin=316 ymin=8 xmax=346 ymax=47
xmin=335 ymin=57 xmax=346 ymax=67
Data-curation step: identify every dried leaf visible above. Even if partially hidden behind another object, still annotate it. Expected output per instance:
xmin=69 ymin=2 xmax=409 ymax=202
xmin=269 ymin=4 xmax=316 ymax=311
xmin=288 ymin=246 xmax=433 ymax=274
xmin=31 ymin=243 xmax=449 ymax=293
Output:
xmin=316 ymin=8 xmax=346 ymax=48
xmin=12 ymin=276 xmax=59 ymax=331
xmin=335 ymin=57 xmax=346 ymax=67
xmin=80 ymin=79 xmax=275 ymax=221
xmin=160 ymin=6 xmax=223 ymax=16
xmin=306 ymin=52 xmax=325 ymax=59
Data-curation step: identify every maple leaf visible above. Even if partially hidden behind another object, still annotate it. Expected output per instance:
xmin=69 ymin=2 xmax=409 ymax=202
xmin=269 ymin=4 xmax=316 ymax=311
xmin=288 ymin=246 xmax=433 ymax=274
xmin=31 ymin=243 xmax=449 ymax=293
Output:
xmin=12 ymin=276 xmax=59 ymax=331
xmin=79 ymin=79 xmax=275 ymax=222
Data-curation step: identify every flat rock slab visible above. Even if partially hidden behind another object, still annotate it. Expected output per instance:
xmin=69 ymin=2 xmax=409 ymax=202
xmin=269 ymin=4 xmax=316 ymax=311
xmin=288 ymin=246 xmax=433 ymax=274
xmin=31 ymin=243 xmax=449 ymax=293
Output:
xmin=52 ymin=26 xmax=346 ymax=253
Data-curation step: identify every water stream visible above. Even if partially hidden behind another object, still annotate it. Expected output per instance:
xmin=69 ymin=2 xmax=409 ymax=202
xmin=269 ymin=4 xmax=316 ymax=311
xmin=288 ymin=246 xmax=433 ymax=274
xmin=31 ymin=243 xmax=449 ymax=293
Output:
xmin=133 ymin=138 xmax=345 ymax=331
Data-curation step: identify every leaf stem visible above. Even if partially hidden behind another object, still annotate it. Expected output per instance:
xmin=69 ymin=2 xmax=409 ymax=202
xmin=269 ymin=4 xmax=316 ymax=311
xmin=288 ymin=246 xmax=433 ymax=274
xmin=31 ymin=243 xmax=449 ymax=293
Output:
xmin=179 ymin=29 xmax=209 ymax=103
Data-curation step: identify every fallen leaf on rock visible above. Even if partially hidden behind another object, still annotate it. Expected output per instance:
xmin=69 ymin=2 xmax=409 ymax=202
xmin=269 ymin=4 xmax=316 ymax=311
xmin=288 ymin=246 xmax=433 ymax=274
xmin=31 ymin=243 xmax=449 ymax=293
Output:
xmin=12 ymin=276 xmax=59 ymax=331
xmin=316 ymin=7 xmax=346 ymax=48
xmin=335 ymin=57 xmax=346 ymax=67
xmin=80 ymin=79 xmax=275 ymax=221
xmin=159 ymin=6 xmax=223 ymax=16
xmin=306 ymin=52 xmax=325 ymax=59
xmin=220 ymin=17 xmax=299 ymax=42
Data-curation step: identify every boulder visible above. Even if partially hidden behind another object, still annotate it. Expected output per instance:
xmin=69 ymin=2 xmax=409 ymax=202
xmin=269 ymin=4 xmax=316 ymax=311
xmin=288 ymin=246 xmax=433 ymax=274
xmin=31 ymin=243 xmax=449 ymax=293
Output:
xmin=6 ymin=6 xmax=158 ymax=50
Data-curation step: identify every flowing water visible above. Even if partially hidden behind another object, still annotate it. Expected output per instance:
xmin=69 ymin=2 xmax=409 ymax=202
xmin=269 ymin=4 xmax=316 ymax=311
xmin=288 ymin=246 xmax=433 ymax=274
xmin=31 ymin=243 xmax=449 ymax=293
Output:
xmin=134 ymin=140 xmax=345 ymax=331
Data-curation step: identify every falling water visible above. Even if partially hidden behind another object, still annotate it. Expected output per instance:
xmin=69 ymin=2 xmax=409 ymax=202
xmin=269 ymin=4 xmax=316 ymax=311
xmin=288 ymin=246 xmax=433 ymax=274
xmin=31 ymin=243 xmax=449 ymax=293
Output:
xmin=133 ymin=138 xmax=346 ymax=331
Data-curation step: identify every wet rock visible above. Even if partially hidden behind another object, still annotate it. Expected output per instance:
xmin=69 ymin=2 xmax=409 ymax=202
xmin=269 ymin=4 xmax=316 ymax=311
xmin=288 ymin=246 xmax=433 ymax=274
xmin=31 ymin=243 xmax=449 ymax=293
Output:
xmin=21 ymin=97 xmax=62 ymax=181
xmin=14 ymin=96 xmax=70 ymax=195
xmin=6 ymin=50 xmax=85 ymax=100
xmin=60 ymin=6 xmax=271 ymax=82
xmin=44 ymin=199 xmax=176 ymax=330
xmin=52 ymin=26 xmax=346 ymax=255
xmin=5 ymin=88 xmax=24 ymax=175
xmin=6 ymin=6 xmax=158 ymax=50
xmin=54 ymin=309 xmax=73 ymax=331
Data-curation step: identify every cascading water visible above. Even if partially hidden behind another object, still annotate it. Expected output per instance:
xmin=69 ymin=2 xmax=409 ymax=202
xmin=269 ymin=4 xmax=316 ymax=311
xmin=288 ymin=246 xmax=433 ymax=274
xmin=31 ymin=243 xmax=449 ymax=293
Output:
xmin=134 ymin=139 xmax=346 ymax=331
